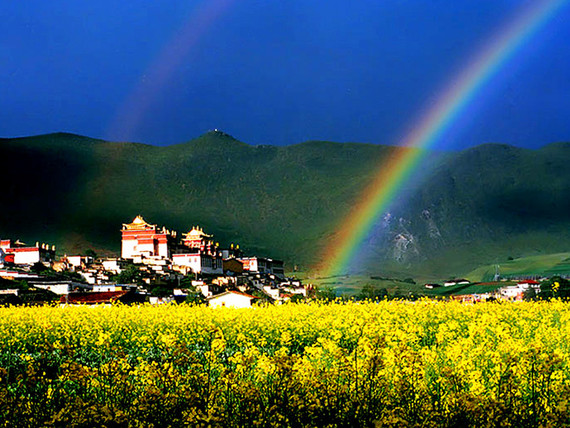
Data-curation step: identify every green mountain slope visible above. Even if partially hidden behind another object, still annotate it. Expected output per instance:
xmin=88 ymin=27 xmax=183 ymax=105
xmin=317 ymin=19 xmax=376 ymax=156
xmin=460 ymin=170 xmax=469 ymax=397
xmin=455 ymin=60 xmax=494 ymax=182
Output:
xmin=465 ymin=253 xmax=570 ymax=282
xmin=368 ymin=142 xmax=570 ymax=276
xmin=1 ymin=132 xmax=569 ymax=277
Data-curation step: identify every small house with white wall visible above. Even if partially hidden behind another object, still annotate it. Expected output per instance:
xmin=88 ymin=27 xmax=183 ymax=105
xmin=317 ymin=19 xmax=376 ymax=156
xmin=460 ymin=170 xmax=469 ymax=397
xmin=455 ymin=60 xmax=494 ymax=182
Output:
xmin=517 ymin=280 xmax=541 ymax=292
xmin=207 ymin=290 xmax=257 ymax=308
xmin=499 ymin=284 xmax=524 ymax=300
xmin=172 ymin=252 xmax=222 ymax=275
xmin=444 ymin=279 xmax=470 ymax=287
xmin=238 ymin=257 xmax=285 ymax=277
xmin=66 ymin=255 xmax=94 ymax=271
xmin=101 ymin=258 xmax=131 ymax=274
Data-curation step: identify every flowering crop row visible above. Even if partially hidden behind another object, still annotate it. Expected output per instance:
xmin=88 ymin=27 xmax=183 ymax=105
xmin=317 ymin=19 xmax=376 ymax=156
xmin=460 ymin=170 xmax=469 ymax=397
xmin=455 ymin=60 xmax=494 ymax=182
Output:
xmin=1 ymin=300 xmax=570 ymax=427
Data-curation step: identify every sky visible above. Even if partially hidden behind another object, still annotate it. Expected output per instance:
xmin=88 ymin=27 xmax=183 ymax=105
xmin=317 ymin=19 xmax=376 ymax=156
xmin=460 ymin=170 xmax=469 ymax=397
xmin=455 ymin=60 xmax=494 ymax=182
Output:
xmin=2 ymin=0 xmax=570 ymax=149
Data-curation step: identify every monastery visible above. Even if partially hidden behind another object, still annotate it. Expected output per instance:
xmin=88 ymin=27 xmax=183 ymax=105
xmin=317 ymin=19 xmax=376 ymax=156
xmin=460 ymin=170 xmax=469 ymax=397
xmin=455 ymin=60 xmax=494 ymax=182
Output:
xmin=0 ymin=215 xmax=296 ymax=307
xmin=120 ymin=215 xmax=283 ymax=277
xmin=121 ymin=215 xmax=175 ymax=259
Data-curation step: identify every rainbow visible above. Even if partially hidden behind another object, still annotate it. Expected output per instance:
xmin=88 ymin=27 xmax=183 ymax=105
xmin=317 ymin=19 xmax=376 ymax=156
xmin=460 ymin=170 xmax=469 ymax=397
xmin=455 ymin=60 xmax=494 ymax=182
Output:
xmin=319 ymin=0 xmax=567 ymax=277
xmin=106 ymin=0 xmax=236 ymax=143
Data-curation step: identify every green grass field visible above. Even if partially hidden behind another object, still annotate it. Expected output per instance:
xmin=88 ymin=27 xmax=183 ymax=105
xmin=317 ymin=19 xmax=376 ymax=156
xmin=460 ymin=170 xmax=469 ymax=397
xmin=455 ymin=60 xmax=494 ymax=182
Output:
xmin=466 ymin=252 xmax=570 ymax=282
xmin=297 ymin=252 xmax=570 ymax=298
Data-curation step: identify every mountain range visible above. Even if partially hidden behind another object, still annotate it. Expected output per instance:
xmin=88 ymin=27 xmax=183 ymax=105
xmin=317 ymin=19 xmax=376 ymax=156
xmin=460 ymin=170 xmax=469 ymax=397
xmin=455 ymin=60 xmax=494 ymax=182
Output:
xmin=1 ymin=131 xmax=569 ymax=278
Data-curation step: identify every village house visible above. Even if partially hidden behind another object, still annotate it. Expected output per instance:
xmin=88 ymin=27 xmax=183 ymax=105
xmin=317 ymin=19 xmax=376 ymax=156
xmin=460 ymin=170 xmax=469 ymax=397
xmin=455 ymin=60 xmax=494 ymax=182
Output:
xmin=499 ymin=284 xmax=524 ymax=301
xmin=60 ymin=289 xmax=145 ymax=305
xmin=239 ymin=257 xmax=269 ymax=274
xmin=517 ymin=279 xmax=541 ymax=293
xmin=222 ymin=257 xmax=244 ymax=275
xmin=101 ymin=258 xmax=131 ymax=275
xmin=92 ymin=284 xmax=135 ymax=292
xmin=262 ymin=285 xmax=280 ymax=300
xmin=424 ymin=283 xmax=441 ymax=289
xmin=172 ymin=252 xmax=223 ymax=275
xmin=207 ymin=290 xmax=258 ymax=308
xmin=0 ymin=288 xmax=20 ymax=297
xmin=495 ymin=279 xmax=543 ymax=301
xmin=192 ymin=280 xmax=213 ymax=298
xmin=0 ymin=269 xmax=41 ymax=281
xmin=239 ymin=257 xmax=285 ymax=278
xmin=148 ymin=296 xmax=176 ymax=305
xmin=30 ymin=279 xmax=90 ymax=295
xmin=212 ymin=276 xmax=237 ymax=287
xmin=444 ymin=279 xmax=470 ymax=287
xmin=451 ymin=291 xmax=496 ymax=303
xmin=65 ymin=255 xmax=94 ymax=271
xmin=280 ymin=281 xmax=308 ymax=297
xmin=79 ymin=268 xmax=112 ymax=285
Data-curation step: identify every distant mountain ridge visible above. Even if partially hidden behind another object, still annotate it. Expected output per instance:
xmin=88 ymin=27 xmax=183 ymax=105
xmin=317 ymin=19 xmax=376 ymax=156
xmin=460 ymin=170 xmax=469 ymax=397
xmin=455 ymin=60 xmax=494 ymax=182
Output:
xmin=1 ymin=131 xmax=569 ymax=277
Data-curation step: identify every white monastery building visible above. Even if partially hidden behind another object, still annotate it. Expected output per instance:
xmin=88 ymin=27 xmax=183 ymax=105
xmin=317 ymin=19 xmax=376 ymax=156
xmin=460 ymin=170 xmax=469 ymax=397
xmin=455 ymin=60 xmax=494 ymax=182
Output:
xmin=171 ymin=253 xmax=223 ymax=275
xmin=121 ymin=216 xmax=175 ymax=260
xmin=0 ymin=239 xmax=55 ymax=265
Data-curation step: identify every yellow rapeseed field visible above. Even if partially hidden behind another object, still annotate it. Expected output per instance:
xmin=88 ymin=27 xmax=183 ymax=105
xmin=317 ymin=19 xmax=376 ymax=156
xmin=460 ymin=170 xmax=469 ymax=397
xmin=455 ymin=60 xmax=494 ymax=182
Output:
xmin=1 ymin=300 xmax=570 ymax=427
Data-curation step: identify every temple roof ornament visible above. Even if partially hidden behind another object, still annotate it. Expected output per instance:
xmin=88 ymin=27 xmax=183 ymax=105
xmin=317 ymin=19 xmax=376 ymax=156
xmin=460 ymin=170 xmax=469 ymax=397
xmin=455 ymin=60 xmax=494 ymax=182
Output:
xmin=183 ymin=226 xmax=212 ymax=240
xmin=122 ymin=215 xmax=156 ymax=231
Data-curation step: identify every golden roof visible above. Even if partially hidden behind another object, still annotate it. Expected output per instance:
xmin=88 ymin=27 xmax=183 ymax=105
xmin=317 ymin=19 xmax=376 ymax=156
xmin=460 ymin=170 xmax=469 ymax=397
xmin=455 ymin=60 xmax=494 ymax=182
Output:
xmin=183 ymin=226 xmax=212 ymax=239
xmin=122 ymin=215 xmax=156 ymax=230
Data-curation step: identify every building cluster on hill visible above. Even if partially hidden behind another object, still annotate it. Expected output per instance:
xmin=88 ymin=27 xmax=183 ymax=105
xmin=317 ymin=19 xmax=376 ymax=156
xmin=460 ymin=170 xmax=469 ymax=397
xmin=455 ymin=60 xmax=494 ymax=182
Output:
xmin=0 ymin=216 xmax=308 ymax=307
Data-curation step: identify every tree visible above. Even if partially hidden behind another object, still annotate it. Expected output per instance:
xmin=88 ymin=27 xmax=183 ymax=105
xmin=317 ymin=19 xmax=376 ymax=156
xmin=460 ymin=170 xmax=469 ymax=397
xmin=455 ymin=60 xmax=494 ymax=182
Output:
xmin=315 ymin=285 xmax=336 ymax=302
xmin=149 ymin=285 xmax=173 ymax=298
xmin=523 ymin=288 xmax=537 ymax=301
xmin=185 ymin=291 xmax=206 ymax=305
xmin=30 ymin=262 xmax=49 ymax=274
xmin=289 ymin=293 xmax=305 ymax=303
xmin=179 ymin=276 xmax=194 ymax=288
xmin=84 ymin=249 xmax=98 ymax=259
xmin=0 ymin=277 xmax=28 ymax=291
xmin=114 ymin=265 xmax=142 ymax=285
xmin=358 ymin=283 xmax=388 ymax=301
xmin=538 ymin=276 xmax=570 ymax=299
xmin=179 ymin=276 xmax=206 ymax=304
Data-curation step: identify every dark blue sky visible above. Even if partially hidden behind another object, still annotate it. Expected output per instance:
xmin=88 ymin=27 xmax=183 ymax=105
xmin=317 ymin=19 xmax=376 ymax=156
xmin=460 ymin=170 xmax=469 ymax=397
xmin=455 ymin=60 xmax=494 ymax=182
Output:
xmin=2 ymin=0 xmax=569 ymax=149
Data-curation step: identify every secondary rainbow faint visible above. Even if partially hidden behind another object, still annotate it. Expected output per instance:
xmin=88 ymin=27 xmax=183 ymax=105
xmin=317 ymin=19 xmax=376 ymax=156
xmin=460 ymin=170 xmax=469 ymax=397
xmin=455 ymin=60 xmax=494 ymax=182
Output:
xmin=106 ymin=0 xmax=236 ymax=143
xmin=318 ymin=0 xmax=567 ymax=277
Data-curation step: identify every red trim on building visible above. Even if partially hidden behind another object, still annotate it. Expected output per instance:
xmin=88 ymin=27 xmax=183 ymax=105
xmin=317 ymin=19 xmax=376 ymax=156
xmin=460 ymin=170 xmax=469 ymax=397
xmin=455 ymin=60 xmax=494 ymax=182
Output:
xmin=60 ymin=291 xmax=129 ymax=304
xmin=5 ymin=247 xmax=41 ymax=253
